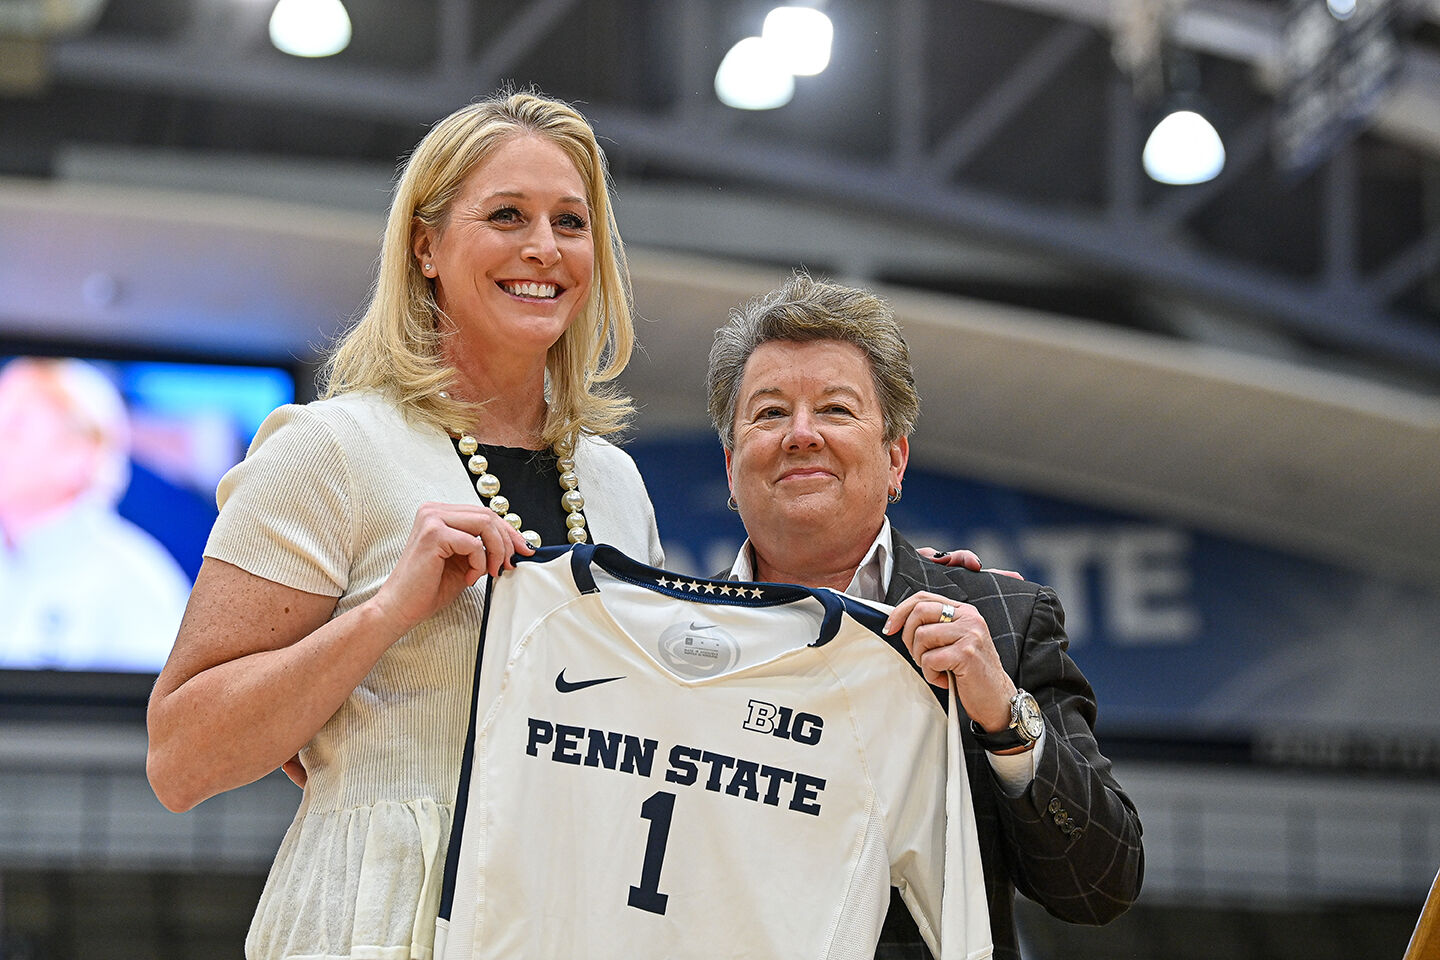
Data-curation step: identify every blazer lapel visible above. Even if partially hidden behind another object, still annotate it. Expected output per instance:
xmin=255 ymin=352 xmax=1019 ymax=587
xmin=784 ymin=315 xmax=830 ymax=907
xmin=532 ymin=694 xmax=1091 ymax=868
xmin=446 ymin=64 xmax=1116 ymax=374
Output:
xmin=884 ymin=530 xmax=972 ymax=606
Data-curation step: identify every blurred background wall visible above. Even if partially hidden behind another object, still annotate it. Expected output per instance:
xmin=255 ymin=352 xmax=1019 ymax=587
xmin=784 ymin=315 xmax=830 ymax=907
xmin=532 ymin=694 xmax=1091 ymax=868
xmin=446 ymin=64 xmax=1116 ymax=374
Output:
xmin=3 ymin=1 xmax=1440 ymax=957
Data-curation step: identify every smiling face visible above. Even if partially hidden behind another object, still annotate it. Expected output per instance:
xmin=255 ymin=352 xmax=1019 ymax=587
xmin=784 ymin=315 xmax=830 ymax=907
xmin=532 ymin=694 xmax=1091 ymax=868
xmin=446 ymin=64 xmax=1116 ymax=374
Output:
xmin=413 ymin=134 xmax=594 ymax=371
xmin=724 ymin=338 xmax=908 ymax=584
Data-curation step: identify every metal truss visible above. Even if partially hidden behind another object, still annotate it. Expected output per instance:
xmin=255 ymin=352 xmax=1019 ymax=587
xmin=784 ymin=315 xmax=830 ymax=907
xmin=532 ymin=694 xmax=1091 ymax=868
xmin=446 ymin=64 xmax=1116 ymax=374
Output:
xmin=28 ymin=0 xmax=1440 ymax=382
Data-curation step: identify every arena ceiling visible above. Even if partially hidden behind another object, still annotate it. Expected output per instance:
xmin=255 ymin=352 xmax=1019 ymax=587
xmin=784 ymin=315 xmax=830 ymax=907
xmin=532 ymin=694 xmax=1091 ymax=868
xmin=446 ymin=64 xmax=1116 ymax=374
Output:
xmin=4 ymin=0 xmax=1440 ymax=392
xmin=6 ymin=0 xmax=1440 ymax=585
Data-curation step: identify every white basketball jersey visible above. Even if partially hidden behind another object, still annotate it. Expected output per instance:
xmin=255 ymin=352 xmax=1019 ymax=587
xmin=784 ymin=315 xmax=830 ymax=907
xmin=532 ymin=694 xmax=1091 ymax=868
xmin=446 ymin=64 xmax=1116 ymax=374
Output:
xmin=436 ymin=544 xmax=991 ymax=960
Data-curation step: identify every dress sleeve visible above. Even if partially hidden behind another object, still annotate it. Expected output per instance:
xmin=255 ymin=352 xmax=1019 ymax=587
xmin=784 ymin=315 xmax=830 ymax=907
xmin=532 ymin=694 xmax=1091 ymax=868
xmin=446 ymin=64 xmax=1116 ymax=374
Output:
xmin=204 ymin=403 xmax=355 ymax=597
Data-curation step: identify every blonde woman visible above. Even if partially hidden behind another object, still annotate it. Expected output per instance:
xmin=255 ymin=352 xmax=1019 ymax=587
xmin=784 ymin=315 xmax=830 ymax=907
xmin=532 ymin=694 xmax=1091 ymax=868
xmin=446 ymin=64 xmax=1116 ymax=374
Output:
xmin=146 ymin=90 xmax=662 ymax=960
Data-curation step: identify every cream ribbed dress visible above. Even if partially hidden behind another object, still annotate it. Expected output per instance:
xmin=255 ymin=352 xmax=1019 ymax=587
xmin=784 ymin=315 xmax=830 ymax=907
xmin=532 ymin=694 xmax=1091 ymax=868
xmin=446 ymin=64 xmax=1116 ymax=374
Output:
xmin=203 ymin=391 xmax=663 ymax=960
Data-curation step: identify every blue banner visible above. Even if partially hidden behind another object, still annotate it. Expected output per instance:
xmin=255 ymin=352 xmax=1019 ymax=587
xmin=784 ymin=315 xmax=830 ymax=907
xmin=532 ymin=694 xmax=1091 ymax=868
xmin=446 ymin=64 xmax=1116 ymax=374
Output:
xmin=628 ymin=434 xmax=1440 ymax=764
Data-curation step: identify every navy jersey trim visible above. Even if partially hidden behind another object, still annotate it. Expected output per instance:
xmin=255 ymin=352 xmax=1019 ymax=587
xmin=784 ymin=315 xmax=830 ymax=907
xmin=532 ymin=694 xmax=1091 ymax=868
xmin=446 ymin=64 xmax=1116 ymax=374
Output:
xmin=438 ymin=558 xmax=502 ymax=923
xmin=565 ymin=543 xmax=890 ymax=647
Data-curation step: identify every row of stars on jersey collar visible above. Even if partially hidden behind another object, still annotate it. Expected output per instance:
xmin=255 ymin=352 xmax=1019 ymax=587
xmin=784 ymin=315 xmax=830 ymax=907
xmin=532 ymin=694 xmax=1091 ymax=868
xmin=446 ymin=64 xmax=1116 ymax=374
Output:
xmin=654 ymin=576 xmax=766 ymax=599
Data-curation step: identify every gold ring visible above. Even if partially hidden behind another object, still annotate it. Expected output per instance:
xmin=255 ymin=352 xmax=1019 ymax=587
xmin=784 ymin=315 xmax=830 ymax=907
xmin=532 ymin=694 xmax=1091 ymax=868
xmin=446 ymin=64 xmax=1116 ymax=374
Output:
xmin=938 ymin=603 xmax=956 ymax=623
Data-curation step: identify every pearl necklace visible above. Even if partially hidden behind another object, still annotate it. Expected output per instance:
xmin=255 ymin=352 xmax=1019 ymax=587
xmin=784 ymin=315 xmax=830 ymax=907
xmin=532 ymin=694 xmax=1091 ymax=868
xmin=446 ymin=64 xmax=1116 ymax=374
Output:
xmin=456 ymin=433 xmax=588 ymax=550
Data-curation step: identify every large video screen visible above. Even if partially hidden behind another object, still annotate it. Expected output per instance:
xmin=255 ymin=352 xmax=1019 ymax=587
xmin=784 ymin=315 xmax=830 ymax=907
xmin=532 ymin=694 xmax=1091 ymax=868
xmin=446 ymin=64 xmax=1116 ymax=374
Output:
xmin=0 ymin=349 xmax=298 ymax=679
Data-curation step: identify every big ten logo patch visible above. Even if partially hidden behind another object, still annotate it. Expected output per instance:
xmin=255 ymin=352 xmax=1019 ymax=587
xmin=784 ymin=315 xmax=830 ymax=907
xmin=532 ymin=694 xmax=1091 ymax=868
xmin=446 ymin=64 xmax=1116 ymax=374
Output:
xmin=743 ymin=699 xmax=823 ymax=745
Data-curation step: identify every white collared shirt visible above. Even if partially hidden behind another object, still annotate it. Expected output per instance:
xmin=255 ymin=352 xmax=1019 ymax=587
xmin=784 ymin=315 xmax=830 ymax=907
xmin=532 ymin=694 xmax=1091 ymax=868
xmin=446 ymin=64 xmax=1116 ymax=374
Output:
xmin=728 ymin=517 xmax=1043 ymax=793
xmin=726 ymin=516 xmax=895 ymax=596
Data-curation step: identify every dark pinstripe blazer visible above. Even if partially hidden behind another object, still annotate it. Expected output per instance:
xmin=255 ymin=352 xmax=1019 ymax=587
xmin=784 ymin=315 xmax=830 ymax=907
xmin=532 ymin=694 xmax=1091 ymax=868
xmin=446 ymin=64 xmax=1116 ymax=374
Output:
xmin=876 ymin=530 xmax=1144 ymax=960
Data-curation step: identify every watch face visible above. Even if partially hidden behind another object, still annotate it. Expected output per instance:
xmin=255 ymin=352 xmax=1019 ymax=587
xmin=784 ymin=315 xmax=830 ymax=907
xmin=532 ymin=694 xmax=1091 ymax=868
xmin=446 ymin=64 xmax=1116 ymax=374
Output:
xmin=1016 ymin=693 xmax=1045 ymax=741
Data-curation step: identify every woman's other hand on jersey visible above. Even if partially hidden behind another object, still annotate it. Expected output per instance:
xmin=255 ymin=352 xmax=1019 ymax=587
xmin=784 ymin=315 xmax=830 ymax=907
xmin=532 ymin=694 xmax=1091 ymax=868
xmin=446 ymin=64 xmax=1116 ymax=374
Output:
xmin=917 ymin=546 xmax=1023 ymax=580
xmin=370 ymin=502 xmax=532 ymax=634
xmin=282 ymin=754 xmax=307 ymax=789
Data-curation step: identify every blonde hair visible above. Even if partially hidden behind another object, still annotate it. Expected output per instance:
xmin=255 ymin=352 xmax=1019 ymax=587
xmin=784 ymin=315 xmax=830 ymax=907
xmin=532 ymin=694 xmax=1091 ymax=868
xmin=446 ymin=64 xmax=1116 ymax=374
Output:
xmin=322 ymin=89 xmax=635 ymax=444
xmin=707 ymin=271 xmax=920 ymax=448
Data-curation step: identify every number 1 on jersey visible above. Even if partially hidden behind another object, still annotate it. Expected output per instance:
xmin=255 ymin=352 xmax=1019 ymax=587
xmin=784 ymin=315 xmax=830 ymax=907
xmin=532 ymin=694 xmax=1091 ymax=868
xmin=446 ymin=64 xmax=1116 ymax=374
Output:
xmin=627 ymin=791 xmax=675 ymax=915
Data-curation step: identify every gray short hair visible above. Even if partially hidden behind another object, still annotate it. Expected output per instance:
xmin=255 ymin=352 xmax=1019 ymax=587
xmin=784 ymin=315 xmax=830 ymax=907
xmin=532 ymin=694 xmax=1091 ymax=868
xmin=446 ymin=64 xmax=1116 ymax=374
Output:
xmin=706 ymin=272 xmax=920 ymax=448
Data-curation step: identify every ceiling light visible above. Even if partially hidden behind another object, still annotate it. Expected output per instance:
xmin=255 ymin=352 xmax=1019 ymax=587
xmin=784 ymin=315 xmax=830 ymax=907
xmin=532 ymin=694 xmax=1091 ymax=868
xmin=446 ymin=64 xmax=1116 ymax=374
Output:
xmin=1327 ymin=0 xmax=1357 ymax=21
xmin=714 ymin=36 xmax=795 ymax=111
xmin=269 ymin=0 xmax=352 ymax=58
xmin=761 ymin=6 xmax=833 ymax=77
xmin=1142 ymin=110 xmax=1226 ymax=185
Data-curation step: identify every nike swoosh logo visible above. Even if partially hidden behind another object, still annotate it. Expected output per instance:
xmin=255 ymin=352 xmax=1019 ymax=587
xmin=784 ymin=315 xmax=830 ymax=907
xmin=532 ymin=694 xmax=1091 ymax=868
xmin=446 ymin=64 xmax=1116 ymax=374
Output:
xmin=689 ymin=622 xmax=716 ymax=631
xmin=555 ymin=669 xmax=626 ymax=693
